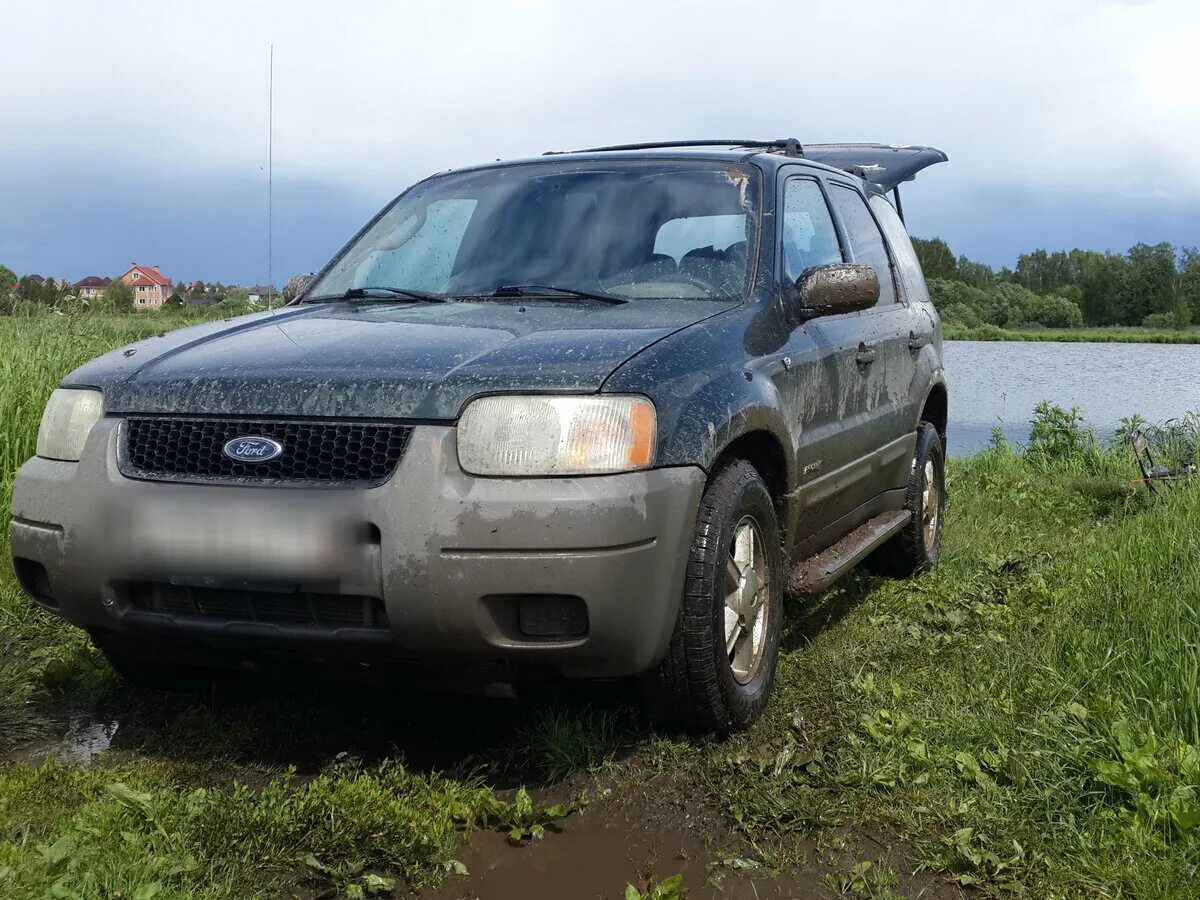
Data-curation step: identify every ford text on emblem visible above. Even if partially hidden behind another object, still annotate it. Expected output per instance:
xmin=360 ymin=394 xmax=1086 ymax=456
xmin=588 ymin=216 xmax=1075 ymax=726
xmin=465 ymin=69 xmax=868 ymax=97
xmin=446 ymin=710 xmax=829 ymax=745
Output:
xmin=222 ymin=436 xmax=284 ymax=463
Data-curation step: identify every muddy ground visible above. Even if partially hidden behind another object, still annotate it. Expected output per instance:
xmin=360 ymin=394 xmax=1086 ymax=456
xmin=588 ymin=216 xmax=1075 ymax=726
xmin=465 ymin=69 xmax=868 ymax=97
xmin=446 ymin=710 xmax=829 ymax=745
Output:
xmin=5 ymin=677 xmax=962 ymax=899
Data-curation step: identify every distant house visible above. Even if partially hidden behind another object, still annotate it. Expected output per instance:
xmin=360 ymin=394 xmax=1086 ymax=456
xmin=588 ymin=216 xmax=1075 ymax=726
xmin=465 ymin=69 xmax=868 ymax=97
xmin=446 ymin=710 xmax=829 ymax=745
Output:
xmin=74 ymin=275 xmax=112 ymax=300
xmin=120 ymin=263 xmax=172 ymax=309
xmin=247 ymin=285 xmax=276 ymax=304
xmin=26 ymin=274 xmax=45 ymax=284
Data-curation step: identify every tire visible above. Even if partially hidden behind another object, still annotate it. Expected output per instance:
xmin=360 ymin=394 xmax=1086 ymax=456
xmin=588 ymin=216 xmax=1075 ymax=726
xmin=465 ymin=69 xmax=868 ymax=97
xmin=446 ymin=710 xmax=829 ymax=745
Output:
xmin=642 ymin=459 xmax=783 ymax=733
xmin=91 ymin=633 xmax=211 ymax=692
xmin=866 ymin=421 xmax=945 ymax=577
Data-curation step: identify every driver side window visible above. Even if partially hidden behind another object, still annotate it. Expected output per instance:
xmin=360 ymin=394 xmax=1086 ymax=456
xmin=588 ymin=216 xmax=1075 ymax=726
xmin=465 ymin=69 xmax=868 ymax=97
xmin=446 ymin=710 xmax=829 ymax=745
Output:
xmin=782 ymin=178 xmax=843 ymax=283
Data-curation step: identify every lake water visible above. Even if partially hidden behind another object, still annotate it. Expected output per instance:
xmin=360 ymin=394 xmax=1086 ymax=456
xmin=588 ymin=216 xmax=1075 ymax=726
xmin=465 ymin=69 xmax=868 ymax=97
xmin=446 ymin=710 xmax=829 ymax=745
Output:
xmin=944 ymin=341 xmax=1200 ymax=455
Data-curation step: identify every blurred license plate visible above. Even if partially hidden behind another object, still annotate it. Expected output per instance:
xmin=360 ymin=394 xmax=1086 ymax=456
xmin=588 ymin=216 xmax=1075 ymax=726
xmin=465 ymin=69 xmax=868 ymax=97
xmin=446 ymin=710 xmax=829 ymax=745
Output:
xmin=119 ymin=497 xmax=352 ymax=577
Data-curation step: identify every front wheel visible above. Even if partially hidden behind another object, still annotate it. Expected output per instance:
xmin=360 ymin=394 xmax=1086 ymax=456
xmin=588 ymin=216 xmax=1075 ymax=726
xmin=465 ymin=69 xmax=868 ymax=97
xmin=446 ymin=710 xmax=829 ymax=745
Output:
xmin=641 ymin=459 xmax=783 ymax=733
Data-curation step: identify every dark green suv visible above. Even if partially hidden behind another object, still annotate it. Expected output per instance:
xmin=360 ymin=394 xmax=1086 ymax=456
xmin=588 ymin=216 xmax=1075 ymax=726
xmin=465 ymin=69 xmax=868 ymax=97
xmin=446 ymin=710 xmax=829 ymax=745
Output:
xmin=11 ymin=139 xmax=948 ymax=732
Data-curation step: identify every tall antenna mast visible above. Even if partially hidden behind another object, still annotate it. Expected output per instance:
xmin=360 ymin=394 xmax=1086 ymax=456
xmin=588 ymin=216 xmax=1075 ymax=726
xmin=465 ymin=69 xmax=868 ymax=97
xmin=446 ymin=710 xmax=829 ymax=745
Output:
xmin=267 ymin=43 xmax=274 ymax=310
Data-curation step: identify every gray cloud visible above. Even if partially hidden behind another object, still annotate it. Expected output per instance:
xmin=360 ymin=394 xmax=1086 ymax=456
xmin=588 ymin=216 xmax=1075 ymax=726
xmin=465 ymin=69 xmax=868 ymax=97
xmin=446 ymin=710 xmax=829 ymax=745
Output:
xmin=4 ymin=0 xmax=1198 ymax=281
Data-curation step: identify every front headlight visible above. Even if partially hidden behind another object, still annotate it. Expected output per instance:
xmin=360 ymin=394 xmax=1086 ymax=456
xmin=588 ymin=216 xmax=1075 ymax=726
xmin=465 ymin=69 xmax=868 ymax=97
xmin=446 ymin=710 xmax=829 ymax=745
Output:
xmin=36 ymin=388 xmax=104 ymax=461
xmin=458 ymin=395 xmax=656 ymax=476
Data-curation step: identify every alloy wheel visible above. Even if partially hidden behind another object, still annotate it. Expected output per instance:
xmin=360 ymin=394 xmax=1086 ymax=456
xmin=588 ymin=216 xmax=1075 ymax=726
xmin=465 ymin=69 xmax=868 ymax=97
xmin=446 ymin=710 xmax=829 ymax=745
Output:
xmin=724 ymin=516 xmax=771 ymax=685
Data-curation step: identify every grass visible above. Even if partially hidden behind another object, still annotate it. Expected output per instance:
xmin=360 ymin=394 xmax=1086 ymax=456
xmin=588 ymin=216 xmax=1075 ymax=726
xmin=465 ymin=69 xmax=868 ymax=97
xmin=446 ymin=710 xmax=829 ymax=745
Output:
xmin=2 ymin=314 xmax=1200 ymax=896
xmin=944 ymin=322 xmax=1200 ymax=344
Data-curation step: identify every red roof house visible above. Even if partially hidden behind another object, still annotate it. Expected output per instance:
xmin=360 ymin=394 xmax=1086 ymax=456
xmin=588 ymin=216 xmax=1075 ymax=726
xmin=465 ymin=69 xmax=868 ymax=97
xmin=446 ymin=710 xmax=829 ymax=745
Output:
xmin=120 ymin=263 xmax=172 ymax=309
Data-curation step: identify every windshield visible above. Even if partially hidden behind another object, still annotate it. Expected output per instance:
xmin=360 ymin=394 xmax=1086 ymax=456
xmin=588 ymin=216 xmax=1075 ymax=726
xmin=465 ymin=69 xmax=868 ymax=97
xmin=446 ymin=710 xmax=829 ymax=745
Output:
xmin=305 ymin=160 xmax=760 ymax=302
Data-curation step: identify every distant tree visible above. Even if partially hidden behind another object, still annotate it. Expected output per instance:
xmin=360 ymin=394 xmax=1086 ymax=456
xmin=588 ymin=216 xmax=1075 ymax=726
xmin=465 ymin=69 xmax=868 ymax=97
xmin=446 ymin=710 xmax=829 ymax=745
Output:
xmin=1079 ymin=253 xmax=1126 ymax=326
xmin=1173 ymin=247 xmax=1200 ymax=329
xmin=0 ymin=264 xmax=18 ymax=295
xmin=282 ymin=273 xmax=314 ymax=301
xmin=1122 ymin=242 xmax=1177 ymax=325
xmin=955 ymin=256 xmax=994 ymax=288
xmin=911 ymin=237 xmax=958 ymax=281
xmin=39 ymin=277 xmax=60 ymax=304
xmin=1015 ymin=249 xmax=1050 ymax=292
xmin=18 ymin=276 xmax=44 ymax=302
xmin=103 ymin=278 xmax=134 ymax=312
xmin=189 ymin=280 xmax=207 ymax=300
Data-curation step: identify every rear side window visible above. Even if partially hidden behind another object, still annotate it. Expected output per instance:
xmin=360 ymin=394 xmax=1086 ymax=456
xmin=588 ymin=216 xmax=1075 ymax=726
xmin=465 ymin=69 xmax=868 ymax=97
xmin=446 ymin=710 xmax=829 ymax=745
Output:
xmin=780 ymin=178 xmax=842 ymax=283
xmin=869 ymin=195 xmax=930 ymax=303
xmin=828 ymin=185 xmax=897 ymax=306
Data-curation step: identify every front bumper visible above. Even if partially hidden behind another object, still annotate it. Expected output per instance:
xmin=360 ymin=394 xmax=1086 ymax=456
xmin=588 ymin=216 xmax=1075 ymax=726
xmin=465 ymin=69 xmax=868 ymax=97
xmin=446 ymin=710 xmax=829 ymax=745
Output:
xmin=10 ymin=419 xmax=705 ymax=678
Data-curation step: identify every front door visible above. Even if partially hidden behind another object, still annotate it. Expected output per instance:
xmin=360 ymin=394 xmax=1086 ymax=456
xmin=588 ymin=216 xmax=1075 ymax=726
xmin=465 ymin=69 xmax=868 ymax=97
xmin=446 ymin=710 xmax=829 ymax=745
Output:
xmin=825 ymin=181 xmax=923 ymax=493
xmin=770 ymin=173 xmax=880 ymax=554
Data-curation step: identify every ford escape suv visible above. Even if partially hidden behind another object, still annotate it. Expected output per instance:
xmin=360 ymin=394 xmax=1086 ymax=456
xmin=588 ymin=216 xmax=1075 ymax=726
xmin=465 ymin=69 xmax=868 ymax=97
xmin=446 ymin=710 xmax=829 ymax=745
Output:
xmin=11 ymin=140 xmax=949 ymax=732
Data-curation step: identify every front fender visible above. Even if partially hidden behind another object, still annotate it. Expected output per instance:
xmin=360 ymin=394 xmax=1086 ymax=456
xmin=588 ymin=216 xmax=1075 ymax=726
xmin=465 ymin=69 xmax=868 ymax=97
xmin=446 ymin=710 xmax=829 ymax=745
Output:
xmin=654 ymin=369 xmax=796 ymax=483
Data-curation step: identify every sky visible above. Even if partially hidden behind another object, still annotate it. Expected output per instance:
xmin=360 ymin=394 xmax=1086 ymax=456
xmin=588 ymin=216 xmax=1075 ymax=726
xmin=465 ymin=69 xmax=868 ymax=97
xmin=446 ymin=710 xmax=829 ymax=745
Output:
xmin=3 ymin=0 xmax=1199 ymax=285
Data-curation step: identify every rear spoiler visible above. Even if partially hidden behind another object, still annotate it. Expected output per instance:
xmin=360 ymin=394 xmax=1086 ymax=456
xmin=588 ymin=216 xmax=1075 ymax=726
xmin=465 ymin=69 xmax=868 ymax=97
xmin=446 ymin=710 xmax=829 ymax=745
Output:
xmin=803 ymin=143 xmax=947 ymax=223
xmin=803 ymin=144 xmax=948 ymax=193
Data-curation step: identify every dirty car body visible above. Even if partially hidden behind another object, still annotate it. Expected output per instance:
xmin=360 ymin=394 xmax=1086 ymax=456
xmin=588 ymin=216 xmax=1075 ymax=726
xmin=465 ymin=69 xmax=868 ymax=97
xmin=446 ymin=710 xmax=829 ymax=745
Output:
xmin=11 ymin=141 xmax=948 ymax=729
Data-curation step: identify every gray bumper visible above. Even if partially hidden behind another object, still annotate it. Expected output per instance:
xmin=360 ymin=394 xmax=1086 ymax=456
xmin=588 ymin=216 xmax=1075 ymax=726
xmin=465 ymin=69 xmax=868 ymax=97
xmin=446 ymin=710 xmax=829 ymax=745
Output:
xmin=10 ymin=420 xmax=705 ymax=678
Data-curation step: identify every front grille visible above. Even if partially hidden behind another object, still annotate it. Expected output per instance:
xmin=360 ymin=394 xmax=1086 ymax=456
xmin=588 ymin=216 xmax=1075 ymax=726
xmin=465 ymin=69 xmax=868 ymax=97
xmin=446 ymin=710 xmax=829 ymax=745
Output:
xmin=120 ymin=417 xmax=412 ymax=484
xmin=126 ymin=583 xmax=390 ymax=631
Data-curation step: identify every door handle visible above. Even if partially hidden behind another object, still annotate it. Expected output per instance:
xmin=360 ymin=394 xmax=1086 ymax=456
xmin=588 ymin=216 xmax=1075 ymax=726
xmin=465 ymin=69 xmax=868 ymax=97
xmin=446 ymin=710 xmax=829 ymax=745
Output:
xmin=908 ymin=332 xmax=929 ymax=352
xmin=855 ymin=345 xmax=876 ymax=366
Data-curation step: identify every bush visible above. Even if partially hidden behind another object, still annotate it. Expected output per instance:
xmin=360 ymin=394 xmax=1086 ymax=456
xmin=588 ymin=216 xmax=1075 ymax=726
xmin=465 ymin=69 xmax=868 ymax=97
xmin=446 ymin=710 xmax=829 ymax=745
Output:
xmin=1142 ymin=311 xmax=1176 ymax=329
xmin=1025 ymin=292 xmax=1084 ymax=328
xmin=1027 ymin=400 xmax=1098 ymax=460
xmin=929 ymin=278 xmax=1085 ymax=329
xmin=941 ymin=302 xmax=982 ymax=328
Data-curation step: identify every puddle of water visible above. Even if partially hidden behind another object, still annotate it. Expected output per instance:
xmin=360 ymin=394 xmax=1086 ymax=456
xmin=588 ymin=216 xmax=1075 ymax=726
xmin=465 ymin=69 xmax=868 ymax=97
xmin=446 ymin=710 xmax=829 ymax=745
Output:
xmin=8 ymin=713 xmax=118 ymax=766
xmin=414 ymin=800 xmax=964 ymax=900
xmin=417 ymin=800 xmax=815 ymax=900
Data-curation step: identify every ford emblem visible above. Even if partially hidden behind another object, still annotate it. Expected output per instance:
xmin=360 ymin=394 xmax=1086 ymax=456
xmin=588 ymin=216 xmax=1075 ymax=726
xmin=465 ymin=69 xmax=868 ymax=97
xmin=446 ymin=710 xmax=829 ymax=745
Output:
xmin=222 ymin=436 xmax=284 ymax=463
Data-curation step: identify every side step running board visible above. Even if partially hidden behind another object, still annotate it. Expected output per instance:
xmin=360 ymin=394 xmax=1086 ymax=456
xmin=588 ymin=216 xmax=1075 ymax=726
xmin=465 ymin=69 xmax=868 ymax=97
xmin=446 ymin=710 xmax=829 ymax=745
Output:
xmin=788 ymin=510 xmax=911 ymax=595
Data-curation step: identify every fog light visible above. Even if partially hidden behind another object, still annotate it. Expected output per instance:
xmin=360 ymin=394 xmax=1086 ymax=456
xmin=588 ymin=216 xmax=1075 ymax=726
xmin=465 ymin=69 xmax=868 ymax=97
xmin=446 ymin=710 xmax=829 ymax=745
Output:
xmin=14 ymin=558 xmax=57 ymax=608
xmin=518 ymin=595 xmax=588 ymax=638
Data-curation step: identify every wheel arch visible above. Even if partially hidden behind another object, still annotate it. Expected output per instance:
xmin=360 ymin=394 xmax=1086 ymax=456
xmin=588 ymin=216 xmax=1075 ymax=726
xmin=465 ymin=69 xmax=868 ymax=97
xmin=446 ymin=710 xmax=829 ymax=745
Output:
xmin=919 ymin=380 xmax=948 ymax=447
xmin=706 ymin=424 xmax=795 ymax=550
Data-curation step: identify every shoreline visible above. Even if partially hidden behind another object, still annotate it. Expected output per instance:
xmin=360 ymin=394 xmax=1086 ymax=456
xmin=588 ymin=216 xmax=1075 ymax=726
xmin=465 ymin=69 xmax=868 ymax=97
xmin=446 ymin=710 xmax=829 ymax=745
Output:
xmin=945 ymin=325 xmax=1200 ymax=344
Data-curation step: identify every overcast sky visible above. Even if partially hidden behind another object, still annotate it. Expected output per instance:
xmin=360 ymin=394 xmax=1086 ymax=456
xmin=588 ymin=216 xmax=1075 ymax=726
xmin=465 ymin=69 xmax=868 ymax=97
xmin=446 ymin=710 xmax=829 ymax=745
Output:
xmin=4 ymin=0 xmax=1198 ymax=285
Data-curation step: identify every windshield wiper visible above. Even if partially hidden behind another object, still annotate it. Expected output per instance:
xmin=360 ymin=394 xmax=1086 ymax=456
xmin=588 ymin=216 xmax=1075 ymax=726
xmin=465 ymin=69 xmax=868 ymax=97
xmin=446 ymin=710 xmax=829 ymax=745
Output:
xmin=465 ymin=284 xmax=629 ymax=305
xmin=304 ymin=286 xmax=450 ymax=303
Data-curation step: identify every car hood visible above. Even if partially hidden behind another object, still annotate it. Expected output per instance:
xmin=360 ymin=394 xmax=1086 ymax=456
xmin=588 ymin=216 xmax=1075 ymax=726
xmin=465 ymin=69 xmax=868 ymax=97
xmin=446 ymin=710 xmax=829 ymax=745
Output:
xmin=66 ymin=299 xmax=737 ymax=419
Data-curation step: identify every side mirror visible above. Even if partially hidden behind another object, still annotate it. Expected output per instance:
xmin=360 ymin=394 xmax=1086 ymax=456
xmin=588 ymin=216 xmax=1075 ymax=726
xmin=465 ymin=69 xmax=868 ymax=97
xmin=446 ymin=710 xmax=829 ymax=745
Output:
xmin=792 ymin=263 xmax=878 ymax=320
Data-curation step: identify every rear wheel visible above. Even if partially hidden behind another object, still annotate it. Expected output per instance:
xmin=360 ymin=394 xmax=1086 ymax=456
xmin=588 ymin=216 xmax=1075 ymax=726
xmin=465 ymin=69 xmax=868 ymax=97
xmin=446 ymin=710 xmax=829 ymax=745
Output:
xmin=642 ymin=459 xmax=782 ymax=733
xmin=867 ymin=421 xmax=945 ymax=577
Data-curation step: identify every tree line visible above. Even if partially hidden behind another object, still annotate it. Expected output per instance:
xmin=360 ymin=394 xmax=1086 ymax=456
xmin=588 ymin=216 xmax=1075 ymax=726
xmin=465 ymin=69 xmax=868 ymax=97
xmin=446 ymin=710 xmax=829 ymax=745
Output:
xmin=1 ymin=266 xmax=312 ymax=316
xmin=913 ymin=239 xmax=1200 ymax=330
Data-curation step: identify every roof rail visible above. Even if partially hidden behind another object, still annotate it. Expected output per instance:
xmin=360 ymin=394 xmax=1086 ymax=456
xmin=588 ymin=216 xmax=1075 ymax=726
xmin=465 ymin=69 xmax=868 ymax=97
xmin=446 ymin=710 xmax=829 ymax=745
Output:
xmin=543 ymin=139 xmax=804 ymax=157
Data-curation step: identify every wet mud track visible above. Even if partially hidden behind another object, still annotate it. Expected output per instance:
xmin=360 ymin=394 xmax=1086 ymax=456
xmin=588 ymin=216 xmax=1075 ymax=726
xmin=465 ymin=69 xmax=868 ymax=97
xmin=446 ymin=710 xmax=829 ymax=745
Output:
xmin=4 ymin=679 xmax=960 ymax=899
